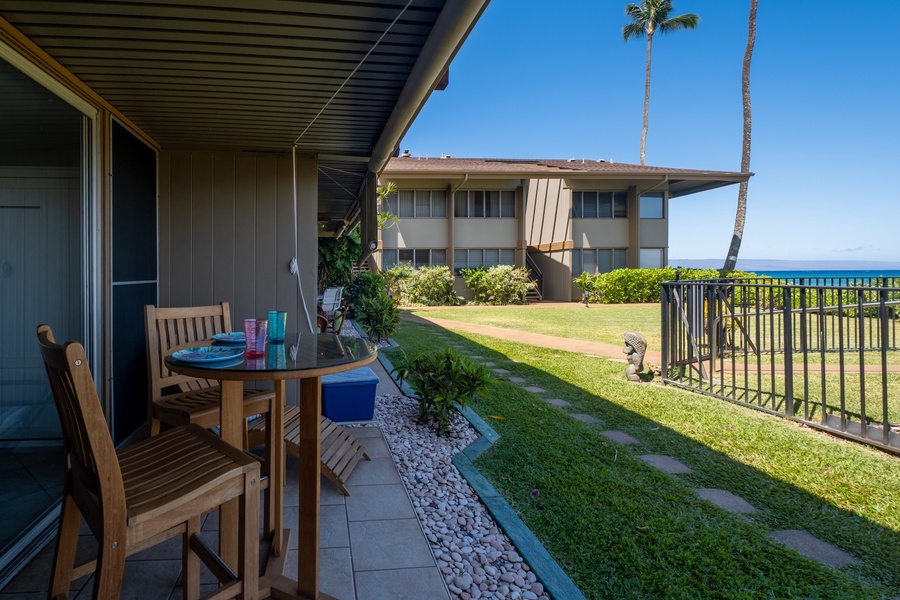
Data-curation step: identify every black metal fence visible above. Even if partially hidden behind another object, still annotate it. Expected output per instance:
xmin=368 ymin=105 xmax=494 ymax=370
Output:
xmin=660 ymin=277 xmax=900 ymax=454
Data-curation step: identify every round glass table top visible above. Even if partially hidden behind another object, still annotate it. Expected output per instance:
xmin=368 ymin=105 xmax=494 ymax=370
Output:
xmin=164 ymin=333 xmax=378 ymax=380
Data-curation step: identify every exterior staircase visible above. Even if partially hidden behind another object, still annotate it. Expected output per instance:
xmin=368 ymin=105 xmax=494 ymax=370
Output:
xmin=524 ymin=253 xmax=543 ymax=303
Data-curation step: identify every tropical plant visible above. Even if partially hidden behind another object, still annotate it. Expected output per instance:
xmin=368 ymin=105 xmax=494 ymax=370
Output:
xmin=723 ymin=0 xmax=757 ymax=271
xmin=345 ymin=270 xmax=387 ymax=318
xmin=623 ymin=0 xmax=699 ymax=165
xmin=376 ymin=180 xmax=399 ymax=230
xmin=317 ymin=224 xmax=361 ymax=290
xmin=354 ymin=290 xmax=399 ymax=343
xmin=390 ymin=347 xmax=492 ymax=434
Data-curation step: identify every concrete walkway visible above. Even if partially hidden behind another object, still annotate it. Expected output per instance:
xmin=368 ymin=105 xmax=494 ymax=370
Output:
xmin=400 ymin=312 xmax=663 ymax=364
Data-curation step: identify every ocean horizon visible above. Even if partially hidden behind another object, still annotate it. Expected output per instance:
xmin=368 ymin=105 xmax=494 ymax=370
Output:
xmin=753 ymin=269 xmax=900 ymax=282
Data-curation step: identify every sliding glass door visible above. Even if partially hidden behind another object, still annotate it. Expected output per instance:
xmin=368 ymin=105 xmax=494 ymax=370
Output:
xmin=0 ymin=57 xmax=92 ymax=586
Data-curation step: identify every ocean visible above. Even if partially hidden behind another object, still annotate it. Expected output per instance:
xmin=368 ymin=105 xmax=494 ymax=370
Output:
xmin=754 ymin=270 xmax=900 ymax=284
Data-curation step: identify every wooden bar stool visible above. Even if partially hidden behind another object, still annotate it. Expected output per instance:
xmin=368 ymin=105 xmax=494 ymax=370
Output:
xmin=37 ymin=324 xmax=260 ymax=600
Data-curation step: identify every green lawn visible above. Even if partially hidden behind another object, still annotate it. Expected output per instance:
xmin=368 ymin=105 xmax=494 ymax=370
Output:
xmin=386 ymin=308 xmax=900 ymax=599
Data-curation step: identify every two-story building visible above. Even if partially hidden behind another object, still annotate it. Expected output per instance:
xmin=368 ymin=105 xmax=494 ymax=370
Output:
xmin=377 ymin=155 xmax=751 ymax=301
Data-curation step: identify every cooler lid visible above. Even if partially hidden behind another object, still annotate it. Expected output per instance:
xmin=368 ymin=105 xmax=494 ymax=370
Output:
xmin=322 ymin=366 xmax=379 ymax=386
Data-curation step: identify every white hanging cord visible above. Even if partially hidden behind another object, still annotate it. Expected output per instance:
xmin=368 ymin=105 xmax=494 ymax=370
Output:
xmin=292 ymin=0 xmax=416 ymax=145
xmin=291 ymin=143 xmax=314 ymax=336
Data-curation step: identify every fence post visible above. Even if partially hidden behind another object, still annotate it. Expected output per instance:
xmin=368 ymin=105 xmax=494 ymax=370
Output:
xmin=879 ymin=288 xmax=890 ymax=445
xmin=782 ymin=286 xmax=794 ymax=418
xmin=661 ymin=283 xmax=669 ymax=381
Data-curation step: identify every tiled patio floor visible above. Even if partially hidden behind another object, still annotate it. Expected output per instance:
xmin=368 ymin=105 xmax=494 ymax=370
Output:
xmin=0 ymin=358 xmax=449 ymax=600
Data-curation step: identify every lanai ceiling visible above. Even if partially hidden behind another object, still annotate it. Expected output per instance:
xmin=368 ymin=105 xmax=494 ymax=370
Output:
xmin=0 ymin=0 xmax=488 ymax=234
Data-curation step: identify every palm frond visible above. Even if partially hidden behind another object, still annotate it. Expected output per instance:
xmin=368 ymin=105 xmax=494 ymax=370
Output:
xmin=622 ymin=22 xmax=646 ymax=41
xmin=658 ymin=13 xmax=700 ymax=34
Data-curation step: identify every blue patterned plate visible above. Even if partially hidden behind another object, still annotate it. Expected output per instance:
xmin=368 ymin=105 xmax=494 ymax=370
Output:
xmin=171 ymin=346 xmax=245 ymax=363
xmin=212 ymin=332 xmax=246 ymax=344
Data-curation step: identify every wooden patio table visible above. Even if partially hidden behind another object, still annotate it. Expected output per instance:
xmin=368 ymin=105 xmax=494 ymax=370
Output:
xmin=165 ymin=333 xmax=377 ymax=600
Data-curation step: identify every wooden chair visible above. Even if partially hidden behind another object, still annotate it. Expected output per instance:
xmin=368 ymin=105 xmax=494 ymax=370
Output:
xmin=316 ymin=314 xmax=329 ymax=334
xmin=144 ymin=302 xmax=274 ymax=438
xmin=145 ymin=302 xmax=277 ymax=532
xmin=36 ymin=325 xmax=259 ymax=600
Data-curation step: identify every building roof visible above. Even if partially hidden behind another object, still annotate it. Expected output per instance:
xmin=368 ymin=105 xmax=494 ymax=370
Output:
xmin=384 ymin=156 xmax=752 ymax=197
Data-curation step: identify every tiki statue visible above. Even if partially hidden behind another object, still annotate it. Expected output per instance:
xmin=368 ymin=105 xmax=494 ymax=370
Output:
xmin=622 ymin=331 xmax=647 ymax=382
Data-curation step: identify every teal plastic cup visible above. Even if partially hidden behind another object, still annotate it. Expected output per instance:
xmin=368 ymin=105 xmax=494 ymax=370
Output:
xmin=268 ymin=310 xmax=287 ymax=342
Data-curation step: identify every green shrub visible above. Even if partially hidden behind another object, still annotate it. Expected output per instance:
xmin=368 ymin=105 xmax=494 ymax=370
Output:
xmin=391 ymin=347 xmax=492 ymax=434
xmin=574 ymin=267 xmax=757 ymax=304
xmin=402 ymin=265 xmax=459 ymax=306
xmin=385 ymin=263 xmax=415 ymax=300
xmin=345 ymin=271 xmax=387 ymax=317
xmin=354 ymin=290 xmax=399 ymax=343
xmin=461 ymin=265 xmax=535 ymax=305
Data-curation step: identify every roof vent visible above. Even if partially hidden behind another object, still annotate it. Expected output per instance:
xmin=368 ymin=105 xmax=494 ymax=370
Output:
xmin=401 ymin=149 xmax=411 ymax=158
xmin=441 ymin=154 xmax=451 ymax=159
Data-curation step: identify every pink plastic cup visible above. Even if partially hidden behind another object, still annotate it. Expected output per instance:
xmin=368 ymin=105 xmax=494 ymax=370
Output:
xmin=244 ymin=318 xmax=268 ymax=359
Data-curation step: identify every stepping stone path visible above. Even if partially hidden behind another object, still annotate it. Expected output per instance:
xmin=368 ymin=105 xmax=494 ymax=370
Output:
xmin=524 ymin=386 xmax=546 ymax=394
xmin=599 ymin=430 xmax=639 ymax=445
xmin=508 ymin=377 xmax=526 ymax=383
xmin=483 ymin=362 xmax=496 ymax=367
xmin=571 ymin=413 xmax=600 ymax=424
xmin=492 ymin=368 xmax=510 ymax=375
xmin=639 ymin=454 xmax=692 ymax=474
xmin=770 ymin=530 xmax=860 ymax=569
xmin=542 ymin=398 xmax=571 ymax=408
xmin=697 ymin=488 xmax=756 ymax=514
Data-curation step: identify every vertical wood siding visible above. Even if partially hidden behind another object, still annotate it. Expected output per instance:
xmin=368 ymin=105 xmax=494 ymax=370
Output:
xmin=158 ymin=150 xmax=317 ymax=335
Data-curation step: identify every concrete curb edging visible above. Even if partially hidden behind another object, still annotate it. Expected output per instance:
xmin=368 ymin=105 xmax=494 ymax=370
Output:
xmin=375 ymin=347 xmax=587 ymax=600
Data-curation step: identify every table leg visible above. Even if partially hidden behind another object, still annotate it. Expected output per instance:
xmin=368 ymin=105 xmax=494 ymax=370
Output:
xmin=296 ymin=376 xmax=321 ymax=599
xmin=270 ymin=380 xmax=286 ymax=555
xmin=219 ymin=379 xmax=244 ymax=570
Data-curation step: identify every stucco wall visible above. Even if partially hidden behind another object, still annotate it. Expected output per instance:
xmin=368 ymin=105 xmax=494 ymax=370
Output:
xmin=382 ymin=218 xmax=449 ymax=248
xmin=454 ymin=218 xmax=518 ymax=248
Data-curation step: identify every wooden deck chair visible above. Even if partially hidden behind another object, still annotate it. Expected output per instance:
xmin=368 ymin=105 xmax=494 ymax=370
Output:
xmin=249 ymin=409 xmax=370 ymax=496
xmin=144 ymin=302 xmax=277 ymax=531
xmin=37 ymin=325 xmax=259 ymax=600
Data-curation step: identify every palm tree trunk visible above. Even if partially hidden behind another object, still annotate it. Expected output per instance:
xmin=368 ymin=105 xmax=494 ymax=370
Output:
xmin=640 ymin=32 xmax=653 ymax=166
xmin=724 ymin=0 xmax=756 ymax=271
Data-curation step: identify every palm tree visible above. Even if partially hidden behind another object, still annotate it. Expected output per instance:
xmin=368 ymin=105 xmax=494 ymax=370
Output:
xmin=723 ymin=0 xmax=757 ymax=271
xmin=623 ymin=1 xmax=699 ymax=166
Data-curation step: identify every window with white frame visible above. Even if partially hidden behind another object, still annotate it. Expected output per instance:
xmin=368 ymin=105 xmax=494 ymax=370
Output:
xmin=453 ymin=248 xmax=516 ymax=274
xmin=572 ymin=248 xmax=627 ymax=275
xmin=383 ymin=190 xmax=447 ymax=218
xmin=453 ymin=190 xmax=516 ymax=218
xmin=639 ymin=192 xmax=664 ymax=219
xmin=639 ymin=248 xmax=664 ymax=268
xmin=572 ymin=191 xmax=628 ymax=218
xmin=382 ymin=248 xmax=447 ymax=270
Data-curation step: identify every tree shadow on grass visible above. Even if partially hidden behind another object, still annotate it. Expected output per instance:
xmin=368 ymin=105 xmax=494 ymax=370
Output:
xmin=388 ymin=320 xmax=900 ymax=600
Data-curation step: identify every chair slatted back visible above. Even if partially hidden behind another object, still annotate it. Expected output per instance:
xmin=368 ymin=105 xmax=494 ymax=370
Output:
xmin=321 ymin=286 xmax=343 ymax=317
xmin=145 ymin=302 xmax=232 ymax=402
xmin=36 ymin=325 xmax=127 ymax=536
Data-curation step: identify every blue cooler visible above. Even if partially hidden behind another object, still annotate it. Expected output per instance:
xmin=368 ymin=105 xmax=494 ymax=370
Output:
xmin=321 ymin=366 xmax=379 ymax=421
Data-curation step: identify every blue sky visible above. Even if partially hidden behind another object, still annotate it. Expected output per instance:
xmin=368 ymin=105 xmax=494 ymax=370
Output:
xmin=400 ymin=0 xmax=900 ymax=264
